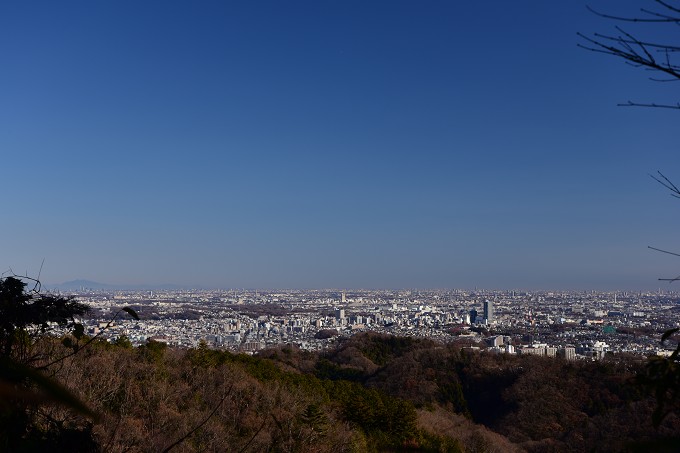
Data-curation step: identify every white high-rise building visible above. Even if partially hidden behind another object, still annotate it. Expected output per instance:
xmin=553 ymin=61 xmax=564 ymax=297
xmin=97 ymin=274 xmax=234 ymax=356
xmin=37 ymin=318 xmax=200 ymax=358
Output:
xmin=483 ymin=300 xmax=494 ymax=324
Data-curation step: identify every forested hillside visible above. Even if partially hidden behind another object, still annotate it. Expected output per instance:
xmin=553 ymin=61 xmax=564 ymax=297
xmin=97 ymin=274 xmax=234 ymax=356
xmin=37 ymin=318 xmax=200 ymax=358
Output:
xmin=4 ymin=330 xmax=680 ymax=452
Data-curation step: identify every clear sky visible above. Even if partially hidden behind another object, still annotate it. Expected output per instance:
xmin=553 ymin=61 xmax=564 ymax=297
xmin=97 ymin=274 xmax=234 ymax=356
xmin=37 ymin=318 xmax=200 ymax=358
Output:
xmin=1 ymin=1 xmax=679 ymax=290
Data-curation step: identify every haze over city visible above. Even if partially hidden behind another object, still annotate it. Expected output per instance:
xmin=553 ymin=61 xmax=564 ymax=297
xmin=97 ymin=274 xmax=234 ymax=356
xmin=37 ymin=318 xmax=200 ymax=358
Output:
xmin=2 ymin=1 xmax=679 ymax=290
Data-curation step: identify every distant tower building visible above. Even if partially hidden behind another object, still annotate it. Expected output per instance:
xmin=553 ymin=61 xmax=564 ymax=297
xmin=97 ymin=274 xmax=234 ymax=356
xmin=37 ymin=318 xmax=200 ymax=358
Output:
xmin=341 ymin=290 xmax=346 ymax=304
xmin=483 ymin=300 xmax=494 ymax=324
xmin=469 ymin=308 xmax=478 ymax=324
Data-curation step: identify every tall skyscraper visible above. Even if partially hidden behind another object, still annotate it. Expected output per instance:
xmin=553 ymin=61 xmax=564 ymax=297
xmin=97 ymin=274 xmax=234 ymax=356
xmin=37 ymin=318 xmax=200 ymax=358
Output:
xmin=469 ymin=308 xmax=478 ymax=324
xmin=483 ymin=300 xmax=493 ymax=324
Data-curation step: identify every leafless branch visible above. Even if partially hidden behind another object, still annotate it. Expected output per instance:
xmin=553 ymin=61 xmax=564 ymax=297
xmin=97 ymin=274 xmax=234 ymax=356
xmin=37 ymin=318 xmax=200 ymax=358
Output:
xmin=648 ymin=171 xmax=680 ymax=283
xmin=38 ymin=307 xmax=138 ymax=371
xmin=6 ymin=269 xmax=43 ymax=294
xmin=162 ymin=384 xmax=233 ymax=453
xmin=578 ymin=29 xmax=680 ymax=81
xmin=654 ymin=0 xmax=680 ymax=15
xmin=618 ymin=101 xmax=680 ymax=108
xmin=650 ymin=171 xmax=680 ymax=197
xmin=236 ymin=414 xmax=270 ymax=453
xmin=37 ymin=259 xmax=45 ymax=287
xmin=649 ymin=246 xmax=680 ymax=257
xmin=580 ymin=2 xmax=680 ymax=108
xmin=586 ymin=4 xmax=680 ymax=23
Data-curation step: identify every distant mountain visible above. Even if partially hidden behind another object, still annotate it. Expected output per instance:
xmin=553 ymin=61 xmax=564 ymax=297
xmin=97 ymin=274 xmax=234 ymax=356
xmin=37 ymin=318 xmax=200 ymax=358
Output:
xmin=53 ymin=280 xmax=116 ymax=290
xmin=49 ymin=280 xmax=185 ymax=291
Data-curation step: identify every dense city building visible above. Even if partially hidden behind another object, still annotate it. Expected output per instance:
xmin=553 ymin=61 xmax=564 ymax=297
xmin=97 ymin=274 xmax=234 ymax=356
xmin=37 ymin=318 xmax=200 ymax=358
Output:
xmin=55 ymin=286 xmax=680 ymax=360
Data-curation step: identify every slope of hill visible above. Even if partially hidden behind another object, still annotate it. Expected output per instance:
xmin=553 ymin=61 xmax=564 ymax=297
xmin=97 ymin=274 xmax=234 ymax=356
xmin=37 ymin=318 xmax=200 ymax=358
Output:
xmin=6 ymin=332 xmax=680 ymax=452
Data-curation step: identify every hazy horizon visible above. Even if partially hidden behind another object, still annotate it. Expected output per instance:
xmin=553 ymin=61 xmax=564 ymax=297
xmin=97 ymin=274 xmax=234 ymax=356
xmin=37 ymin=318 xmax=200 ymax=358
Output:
xmin=36 ymin=277 xmax=678 ymax=294
xmin=2 ymin=1 xmax=679 ymax=291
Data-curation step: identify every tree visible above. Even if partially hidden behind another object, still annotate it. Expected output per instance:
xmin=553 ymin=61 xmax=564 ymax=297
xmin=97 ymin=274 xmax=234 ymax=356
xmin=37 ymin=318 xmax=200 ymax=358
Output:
xmin=0 ymin=276 xmax=93 ymax=451
xmin=578 ymin=0 xmax=680 ymax=109
xmin=648 ymin=171 xmax=680 ymax=282
xmin=113 ymin=335 xmax=133 ymax=349
xmin=0 ymin=276 xmax=89 ymax=364
xmin=0 ymin=275 xmax=139 ymax=451
xmin=580 ymin=3 xmax=680 ymax=430
xmin=638 ymin=328 xmax=680 ymax=427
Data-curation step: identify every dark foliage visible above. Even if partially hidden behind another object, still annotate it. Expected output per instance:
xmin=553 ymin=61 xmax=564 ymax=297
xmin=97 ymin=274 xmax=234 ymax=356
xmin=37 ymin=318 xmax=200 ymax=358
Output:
xmin=0 ymin=276 xmax=92 ymax=451
xmin=300 ymin=333 xmax=680 ymax=452
xmin=638 ymin=328 xmax=680 ymax=427
xmin=5 ymin=311 xmax=680 ymax=452
xmin=0 ymin=276 xmax=88 ymax=361
xmin=314 ymin=328 xmax=338 ymax=340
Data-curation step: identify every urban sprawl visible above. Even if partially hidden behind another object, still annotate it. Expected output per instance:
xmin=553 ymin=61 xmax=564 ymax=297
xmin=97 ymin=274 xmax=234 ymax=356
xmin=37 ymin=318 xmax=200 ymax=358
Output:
xmin=64 ymin=288 xmax=680 ymax=360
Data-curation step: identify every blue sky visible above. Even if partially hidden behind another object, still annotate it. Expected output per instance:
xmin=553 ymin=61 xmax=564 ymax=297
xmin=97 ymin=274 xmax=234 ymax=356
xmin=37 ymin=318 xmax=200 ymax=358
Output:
xmin=1 ymin=1 xmax=679 ymax=290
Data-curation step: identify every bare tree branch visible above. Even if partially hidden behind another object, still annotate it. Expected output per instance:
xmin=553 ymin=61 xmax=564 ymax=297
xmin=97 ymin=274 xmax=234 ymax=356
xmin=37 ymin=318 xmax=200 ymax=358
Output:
xmin=648 ymin=172 xmax=680 ymax=283
xmin=618 ymin=101 xmax=680 ymax=108
xmin=650 ymin=171 xmax=680 ymax=197
xmin=161 ymin=384 xmax=233 ymax=453
xmin=38 ymin=306 xmax=139 ymax=371
xmin=649 ymin=246 xmax=680 ymax=257
xmin=586 ymin=4 xmax=680 ymax=23
xmin=580 ymin=2 xmax=680 ymax=108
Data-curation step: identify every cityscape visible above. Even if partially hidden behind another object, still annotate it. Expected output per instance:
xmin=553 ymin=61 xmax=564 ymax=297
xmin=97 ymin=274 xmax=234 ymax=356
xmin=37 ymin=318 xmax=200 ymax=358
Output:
xmin=4 ymin=0 xmax=680 ymax=450
xmin=67 ymin=285 xmax=680 ymax=359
